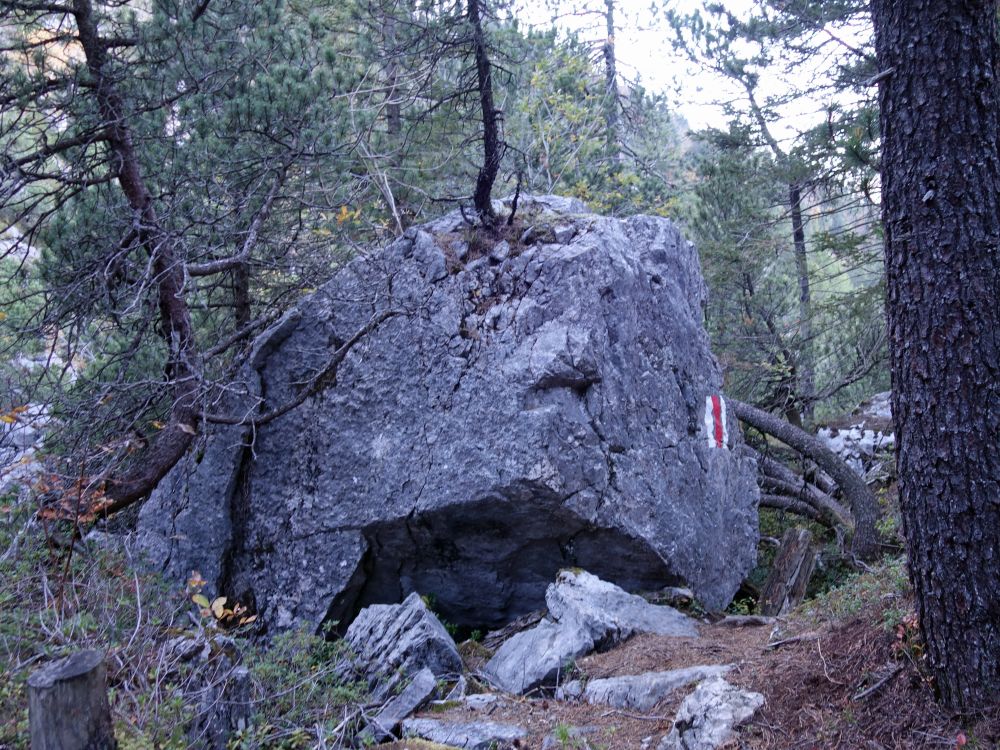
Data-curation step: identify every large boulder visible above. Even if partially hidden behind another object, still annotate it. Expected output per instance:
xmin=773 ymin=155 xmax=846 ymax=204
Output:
xmin=137 ymin=196 xmax=758 ymax=632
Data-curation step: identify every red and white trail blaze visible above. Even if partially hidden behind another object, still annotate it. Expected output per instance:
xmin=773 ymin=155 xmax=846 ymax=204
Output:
xmin=704 ymin=394 xmax=729 ymax=449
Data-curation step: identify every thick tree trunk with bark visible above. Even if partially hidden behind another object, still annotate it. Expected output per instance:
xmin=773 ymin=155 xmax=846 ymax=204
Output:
xmin=872 ymin=0 xmax=1000 ymax=711
xmin=730 ymin=398 xmax=878 ymax=560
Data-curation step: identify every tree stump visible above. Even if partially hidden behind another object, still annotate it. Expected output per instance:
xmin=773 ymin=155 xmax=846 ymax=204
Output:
xmin=28 ymin=650 xmax=116 ymax=750
xmin=758 ymin=527 xmax=816 ymax=616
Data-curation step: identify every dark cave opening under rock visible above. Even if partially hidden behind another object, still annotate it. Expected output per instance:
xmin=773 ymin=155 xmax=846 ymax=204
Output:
xmin=323 ymin=489 xmax=684 ymax=634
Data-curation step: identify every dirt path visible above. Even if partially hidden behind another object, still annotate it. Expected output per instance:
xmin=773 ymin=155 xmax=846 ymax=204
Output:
xmin=414 ymin=611 xmax=998 ymax=750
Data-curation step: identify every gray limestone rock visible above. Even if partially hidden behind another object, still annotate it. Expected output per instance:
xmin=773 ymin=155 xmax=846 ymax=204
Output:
xmin=369 ymin=667 xmax=438 ymax=740
xmin=343 ymin=593 xmax=462 ymax=693
xmin=557 ymin=665 xmax=732 ymax=712
xmin=547 ymin=570 xmax=699 ymax=644
xmin=481 ymin=617 xmax=593 ymax=694
xmin=402 ymin=718 xmax=528 ymax=749
xmin=483 ymin=572 xmax=698 ymax=695
xmin=137 ymin=195 xmax=758 ymax=633
xmin=657 ymin=676 xmax=764 ymax=750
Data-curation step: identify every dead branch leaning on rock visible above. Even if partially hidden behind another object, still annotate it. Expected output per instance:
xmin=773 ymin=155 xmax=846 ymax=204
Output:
xmin=730 ymin=398 xmax=879 ymax=561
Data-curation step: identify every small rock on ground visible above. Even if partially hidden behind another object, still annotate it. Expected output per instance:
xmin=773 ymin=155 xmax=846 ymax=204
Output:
xmin=343 ymin=592 xmax=462 ymax=695
xmin=547 ymin=570 xmax=699 ymax=644
xmin=483 ymin=571 xmax=698 ymax=695
xmin=558 ymin=664 xmax=732 ymax=712
xmin=657 ymin=676 xmax=764 ymax=750
xmin=368 ymin=667 xmax=438 ymax=740
xmin=482 ymin=617 xmax=593 ymax=694
xmin=402 ymin=718 xmax=528 ymax=749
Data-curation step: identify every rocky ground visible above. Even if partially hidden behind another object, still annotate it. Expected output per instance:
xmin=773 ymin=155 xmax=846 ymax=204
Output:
xmin=406 ymin=590 xmax=999 ymax=750
xmin=320 ymin=564 xmax=997 ymax=750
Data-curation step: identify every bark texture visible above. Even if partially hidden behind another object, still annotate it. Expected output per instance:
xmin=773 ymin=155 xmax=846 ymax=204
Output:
xmin=469 ymin=0 xmax=501 ymax=222
xmin=872 ymin=0 xmax=1000 ymax=710
xmin=602 ymin=0 xmax=620 ymax=163
xmin=73 ymin=0 xmax=199 ymax=511
xmin=758 ymin=527 xmax=816 ymax=617
xmin=788 ymin=181 xmax=814 ymax=427
xmin=28 ymin=650 xmax=116 ymax=750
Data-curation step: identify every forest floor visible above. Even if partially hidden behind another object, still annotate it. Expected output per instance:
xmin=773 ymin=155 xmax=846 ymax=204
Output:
xmin=428 ymin=562 xmax=1000 ymax=750
xmin=3 ymin=486 xmax=999 ymax=749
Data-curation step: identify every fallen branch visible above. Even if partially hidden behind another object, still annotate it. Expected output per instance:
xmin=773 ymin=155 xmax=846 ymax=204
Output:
xmin=852 ymin=664 xmax=903 ymax=701
xmin=731 ymin=398 xmax=879 ymax=560
xmin=765 ymin=632 xmax=820 ymax=650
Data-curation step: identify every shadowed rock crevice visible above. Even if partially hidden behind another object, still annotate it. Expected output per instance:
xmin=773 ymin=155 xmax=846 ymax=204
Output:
xmin=325 ymin=488 xmax=682 ymax=632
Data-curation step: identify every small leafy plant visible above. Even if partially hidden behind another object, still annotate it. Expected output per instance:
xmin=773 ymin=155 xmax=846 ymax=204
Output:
xmin=187 ymin=571 xmax=257 ymax=629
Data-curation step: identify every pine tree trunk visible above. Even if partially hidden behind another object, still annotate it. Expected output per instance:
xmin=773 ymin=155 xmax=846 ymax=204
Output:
xmin=74 ymin=0 xmax=199 ymax=511
xmin=602 ymin=0 xmax=620 ymax=164
xmin=730 ymin=398 xmax=878 ymax=560
xmin=788 ymin=182 xmax=814 ymax=427
xmin=469 ymin=0 xmax=500 ymax=223
xmin=872 ymin=0 xmax=1000 ymax=711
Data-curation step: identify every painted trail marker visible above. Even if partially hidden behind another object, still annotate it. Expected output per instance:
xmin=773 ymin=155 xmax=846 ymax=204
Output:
xmin=704 ymin=394 xmax=729 ymax=449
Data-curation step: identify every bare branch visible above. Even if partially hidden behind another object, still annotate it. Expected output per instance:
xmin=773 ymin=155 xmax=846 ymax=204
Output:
xmin=186 ymin=162 xmax=289 ymax=277
xmin=205 ymin=309 xmax=401 ymax=428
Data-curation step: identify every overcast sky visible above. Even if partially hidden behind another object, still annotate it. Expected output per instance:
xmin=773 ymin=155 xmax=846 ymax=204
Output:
xmin=517 ymin=0 xmax=870 ymax=142
xmin=515 ymin=0 xmax=755 ymax=131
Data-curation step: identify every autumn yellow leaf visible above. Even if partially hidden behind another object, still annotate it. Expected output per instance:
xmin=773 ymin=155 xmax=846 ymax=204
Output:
xmin=211 ymin=596 xmax=227 ymax=619
xmin=336 ymin=205 xmax=351 ymax=224
xmin=192 ymin=594 xmax=210 ymax=608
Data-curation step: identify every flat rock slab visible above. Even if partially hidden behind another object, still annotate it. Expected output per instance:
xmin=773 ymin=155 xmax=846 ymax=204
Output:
xmin=402 ymin=718 xmax=528 ymax=749
xmin=369 ymin=667 xmax=438 ymax=740
xmin=343 ymin=593 xmax=462 ymax=691
xmin=657 ymin=676 xmax=764 ymax=750
xmin=482 ymin=618 xmax=593 ymax=695
xmin=547 ymin=569 xmax=699 ymax=643
xmin=483 ymin=571 xmax=698 ymax=695
xmin=558 ymin=664 xmax=732 ymax=712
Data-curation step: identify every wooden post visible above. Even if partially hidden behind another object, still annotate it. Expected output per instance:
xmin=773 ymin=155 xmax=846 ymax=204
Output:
xmin=758 ymin=527 xmax=816 ymax=616
xmin=28 ymin=650 xmax=116 ymax=750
